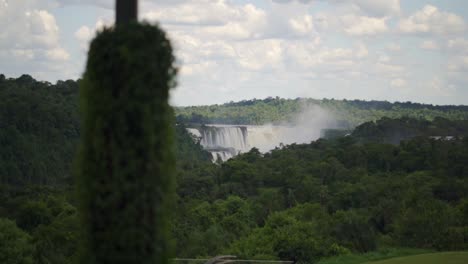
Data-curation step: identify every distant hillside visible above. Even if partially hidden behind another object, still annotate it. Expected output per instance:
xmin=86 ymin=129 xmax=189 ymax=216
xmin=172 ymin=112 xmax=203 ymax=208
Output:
xmin=352 ymin=117 xmax=468 ymax=144
xmin=175 ymin=97 xmax=468 ymax=126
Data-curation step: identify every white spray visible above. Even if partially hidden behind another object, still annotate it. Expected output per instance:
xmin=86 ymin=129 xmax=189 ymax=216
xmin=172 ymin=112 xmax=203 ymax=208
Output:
xmin=187 ymin=103 xmax=338 ymax=161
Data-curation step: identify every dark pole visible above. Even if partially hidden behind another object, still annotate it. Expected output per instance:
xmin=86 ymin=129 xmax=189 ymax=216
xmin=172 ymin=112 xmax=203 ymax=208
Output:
xmin=116 ymin=0 xmax=138 ymax=25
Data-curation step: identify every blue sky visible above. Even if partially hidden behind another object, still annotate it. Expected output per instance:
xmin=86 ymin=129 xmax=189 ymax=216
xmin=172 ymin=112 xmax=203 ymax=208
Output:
xmin=1 ymin=0 xmax=467 ymax=106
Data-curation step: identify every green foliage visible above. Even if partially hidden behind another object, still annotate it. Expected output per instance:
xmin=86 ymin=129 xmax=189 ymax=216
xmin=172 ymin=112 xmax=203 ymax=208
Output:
xmin=393 ymin=198 xmax=458 ymax=250
xmin=229 ymin=208 xmax=336 ymax=263
xmin=352 ymin=117 xmax=468 ymax=144
xmin=331 ymin=209 xmax=377 ymax=252
xmin=0 ymin=75 xmax=79 ymax=185
xmin=175 ymin=124 xmax=212 ymax=169
xmin=175 ymin=97 xmax=468 ymax=126
xmin=1 ymin=74 xmax=468 ymax=264
xmin=174 ymin=196 xmax=256 ymax=258
xmin=176 ymin=97 xmax=302 ymax=125
xmin=174 ymin=123 xmax=213 ymax=201
xmin=0 ymin=218 xmax=33 ymax=264
xmin=33 ymin=210 xmax=80 ymax=264
xmin=0 ymin=186 xmax=82 ymax=264
xmin=77 ymin=22 xmax=177 ymax=264
xmin=16 ymin=201 xmax=52 ymax=232
xmin=172 ymin=127 xmax=468 ymax=261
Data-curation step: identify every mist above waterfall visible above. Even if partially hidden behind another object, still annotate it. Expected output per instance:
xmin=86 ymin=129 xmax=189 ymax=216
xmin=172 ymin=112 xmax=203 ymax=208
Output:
xmin=254 ymin=104 xmax=338 ymax=151
xmin=283 ymin=103 xmax=338 ymax=143
xmin=188 ymin=104 xmax=338 ymax=161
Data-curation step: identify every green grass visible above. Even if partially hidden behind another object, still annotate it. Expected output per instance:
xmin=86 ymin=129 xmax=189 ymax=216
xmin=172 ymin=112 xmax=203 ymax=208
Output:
xmin=317 ymin=248 xmax=433 ymax=264
xmin=364 ymin=252 xmax=468 ymax=264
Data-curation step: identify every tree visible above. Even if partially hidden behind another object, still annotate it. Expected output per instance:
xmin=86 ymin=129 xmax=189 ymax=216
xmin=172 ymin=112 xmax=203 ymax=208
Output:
xmin=0 ymin=218 xmax=33 ymax=264
xmin=16 ymin=201 xmax=52 ymax=232
xmin=77 ymin=22 xmax=177 ymax=264
xmin=33 ymin=212 xmax=80 ymax=264
xmin=331 ymin=210 xmax=377 ymax=253
xmin=394 ymin=198 xmax=455 ymax=249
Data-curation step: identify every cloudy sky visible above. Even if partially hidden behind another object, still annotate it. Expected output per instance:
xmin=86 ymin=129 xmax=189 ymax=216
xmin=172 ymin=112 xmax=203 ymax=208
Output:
xmin=1 ymin=0 xmax=468 ymax=106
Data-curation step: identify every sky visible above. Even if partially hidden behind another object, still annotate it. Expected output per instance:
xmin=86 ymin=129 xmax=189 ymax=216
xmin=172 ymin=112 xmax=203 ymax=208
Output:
xmin=0 ymin=0 xmax=468 ymax=106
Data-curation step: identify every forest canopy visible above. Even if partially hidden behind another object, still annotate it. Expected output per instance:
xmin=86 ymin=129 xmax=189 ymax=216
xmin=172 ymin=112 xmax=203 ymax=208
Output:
xmin=0 ymin=74 xmax=467 ymax=263
xmin=175 ymin=96 xmax=468 ymax=126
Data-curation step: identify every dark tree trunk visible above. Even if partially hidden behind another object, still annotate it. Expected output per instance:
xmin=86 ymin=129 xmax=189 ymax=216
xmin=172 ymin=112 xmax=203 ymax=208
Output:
xmin=116 ymin=0 xmax=138 ymax=25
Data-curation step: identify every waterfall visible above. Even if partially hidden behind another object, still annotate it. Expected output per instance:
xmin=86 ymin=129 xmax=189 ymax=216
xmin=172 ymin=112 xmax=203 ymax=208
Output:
xmin=186 ymin=106 xmax=343 ymax=162
xmin=189 ymin=125 xmax=248 ymax=162
xmin=188 ymin=124 xmax=325 ymax=162
xmin=199 ymin=126 xmax=248 ymax=152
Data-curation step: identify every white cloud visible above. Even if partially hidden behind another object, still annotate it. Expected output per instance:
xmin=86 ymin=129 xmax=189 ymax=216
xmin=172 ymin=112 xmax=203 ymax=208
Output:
xmin=56 ymin=0 xmax=191 ymax=9
xmin=0 ymin=9 xmax=61 ymax=49
xmin=54 ymin=0 xmax=113 ymax=9
xmin=428 ymin=77 xmax=455 ymax=97
xmin=74 ymin=26 xmax=92 ymax=41
xmin=448 ymin=56 xmax=468 ymax=72
xmin=3 ymin=0 xmax=468 ymax=105
xmin=289 ymin=47 xmax=350 ymax=68
xmin=284 ymin=42 xmax=369 ymax=78
xmin=142 ymin=0 xmax=323 ymax=79
xmin=420 ymin=40 xmax=439 ymax=50
xmin=143 ymin=0 xmax=245 ymax=26
xmin=10 ymin=49 xmax=35 ymax=60
xmin=46 ymin=48 xmax=70 ymax=60
xmin=399 ymin=5 xmax=466 ymax=35
xmin=144 ymin=2 xmax=269 ymax=41
xmin=447 ymin=38 xmax=468 ymax=54
xmin=74 ymin=18 xmax=113 ymax=51
xmin=200 ymin=23 xmax=252 ymax=40
xmin=378 ymin=55 xmax=391 ymax=63
xmin=180 ymin=61 xmax=218 ymax=76
xmin=273 ymin=0 xmax=401 ymax=16
xmin=391 ymin=78 xmax=407 ymax=88
xmin=311 ymin=12 xmax=389 ymax=36
xmin=351 ymin=0 xmax=401 ymax=17
xmin=234 ymin=39 xmax=284 ymax=70
xmin=375 ymin=62 xmax=405 ymax=78
xmin=289 ymin=15 xmax=315 ymax=36
xmin=386 ymin=43 xmax=401 ymax=52
xmin=342 ymin=15 xmax=388 ymax=36
xmin=0 ymin=1 xmax=71 ymax=80
xmin=100 ymin=0 xmax=399 ymax=102
xmin=355 ymin=43 xmax=369 ymax=58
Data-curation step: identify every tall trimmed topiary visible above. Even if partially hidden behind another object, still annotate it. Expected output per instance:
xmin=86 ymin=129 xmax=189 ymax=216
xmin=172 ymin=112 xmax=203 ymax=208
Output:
xmin=77 ymin=22 xmax=177 ymax=264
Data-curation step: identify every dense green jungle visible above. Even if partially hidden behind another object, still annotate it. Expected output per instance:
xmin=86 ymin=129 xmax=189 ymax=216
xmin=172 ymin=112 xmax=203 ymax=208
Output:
xmin=175 ymin=96 xmax=468 ymax=126
xmin=1 ymin=74 xmax=468 ymax=263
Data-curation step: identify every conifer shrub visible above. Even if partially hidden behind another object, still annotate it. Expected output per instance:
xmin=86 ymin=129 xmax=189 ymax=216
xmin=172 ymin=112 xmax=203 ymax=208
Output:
xmin=77 ymin=22 xmax=176 ymax=264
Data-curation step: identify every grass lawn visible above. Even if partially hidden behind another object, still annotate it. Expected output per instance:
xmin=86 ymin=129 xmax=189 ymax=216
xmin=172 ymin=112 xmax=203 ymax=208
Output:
xmin=364 ymin=252 xmax=468 ymax=264
xmin=318 ymin=248 xmax=433 ymax=264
